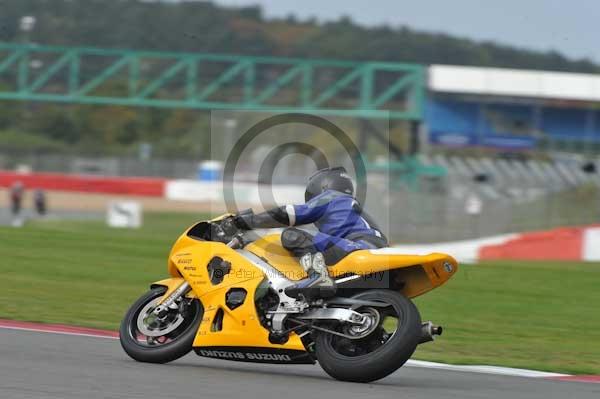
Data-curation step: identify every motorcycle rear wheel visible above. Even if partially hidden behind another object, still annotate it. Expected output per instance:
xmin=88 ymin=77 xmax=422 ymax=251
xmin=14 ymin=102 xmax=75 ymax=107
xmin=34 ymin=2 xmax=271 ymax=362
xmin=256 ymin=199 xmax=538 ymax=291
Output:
xmin=314 ymin=289 xmax=421 ymax=383
xmin=119 ymin=287 xmax=203 ymax=364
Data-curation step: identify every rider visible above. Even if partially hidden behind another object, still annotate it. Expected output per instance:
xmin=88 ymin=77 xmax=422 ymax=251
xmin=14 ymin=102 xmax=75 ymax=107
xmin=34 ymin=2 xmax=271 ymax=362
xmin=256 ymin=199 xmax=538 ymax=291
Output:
xmin=234 ymin=166 xmax=388 ymax=296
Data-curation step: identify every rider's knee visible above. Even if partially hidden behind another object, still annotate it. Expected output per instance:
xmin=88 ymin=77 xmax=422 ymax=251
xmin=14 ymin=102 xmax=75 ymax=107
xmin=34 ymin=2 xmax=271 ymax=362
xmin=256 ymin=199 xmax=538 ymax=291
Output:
xmin=281 ymin=227 xmax=307 ymax=250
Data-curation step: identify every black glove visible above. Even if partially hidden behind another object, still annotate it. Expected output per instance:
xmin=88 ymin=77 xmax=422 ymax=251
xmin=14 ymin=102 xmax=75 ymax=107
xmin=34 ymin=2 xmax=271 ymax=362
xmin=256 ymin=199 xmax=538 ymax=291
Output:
xmin=233 ymin=209 xmax=255 ymax=230
xmin=219 ymin=216 xmax=238 ymax=236
xmin=233 ymin=207 xmax=291 ymax=230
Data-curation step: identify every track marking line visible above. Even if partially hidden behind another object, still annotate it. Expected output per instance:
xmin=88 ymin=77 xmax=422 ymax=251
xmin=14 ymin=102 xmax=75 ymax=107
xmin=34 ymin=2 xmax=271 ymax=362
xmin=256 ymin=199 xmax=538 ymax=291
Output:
xmin=406 ymin=360 xmax=569 ymax=378
xmin=549 ymin=375 xmax=600 ymax=384
xmin=0 ymin=319 xmax=118 ymax=340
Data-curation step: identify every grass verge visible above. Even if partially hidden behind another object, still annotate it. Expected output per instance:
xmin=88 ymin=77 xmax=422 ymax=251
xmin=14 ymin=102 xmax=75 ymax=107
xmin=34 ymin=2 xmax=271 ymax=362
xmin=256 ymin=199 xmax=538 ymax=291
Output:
xmin=1 ymin=214 xmax=599 ymax=374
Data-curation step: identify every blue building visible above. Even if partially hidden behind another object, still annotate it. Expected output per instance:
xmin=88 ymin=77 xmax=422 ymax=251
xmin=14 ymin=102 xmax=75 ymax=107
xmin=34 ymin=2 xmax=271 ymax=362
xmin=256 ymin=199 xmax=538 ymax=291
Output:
xmin=425 ymin=65 xmax=600 ymax=152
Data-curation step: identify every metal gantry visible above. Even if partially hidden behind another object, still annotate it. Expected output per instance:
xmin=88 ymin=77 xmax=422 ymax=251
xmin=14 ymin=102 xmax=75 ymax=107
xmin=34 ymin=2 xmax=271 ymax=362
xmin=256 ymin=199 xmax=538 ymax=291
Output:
xmin=0 ymin=43 xmax=425 ymax=120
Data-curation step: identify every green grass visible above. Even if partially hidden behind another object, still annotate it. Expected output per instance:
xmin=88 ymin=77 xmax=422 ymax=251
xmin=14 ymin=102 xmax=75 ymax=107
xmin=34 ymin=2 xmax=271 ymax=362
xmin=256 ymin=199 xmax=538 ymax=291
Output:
xmin=413 ymin=260 xmax=600 ymax=375
xmin=1 ymin=215 xmax=599 ymax=374
xmin=0 ymin=212 xmax=206 ymax=329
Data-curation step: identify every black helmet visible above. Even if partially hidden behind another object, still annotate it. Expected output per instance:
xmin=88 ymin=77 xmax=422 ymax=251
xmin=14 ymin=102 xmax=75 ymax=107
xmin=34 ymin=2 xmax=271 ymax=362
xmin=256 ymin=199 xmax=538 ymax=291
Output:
xmin=305 ymin=167 xmax=354 ymax=202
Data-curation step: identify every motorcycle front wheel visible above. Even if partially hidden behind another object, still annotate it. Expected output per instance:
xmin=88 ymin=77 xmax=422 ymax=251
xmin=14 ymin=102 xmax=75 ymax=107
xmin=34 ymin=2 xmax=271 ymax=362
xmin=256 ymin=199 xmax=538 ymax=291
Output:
xmin=119 ymin=287 xmax=203 ymax=364
xmin=314 ymin=289 xmax=422 ymax=383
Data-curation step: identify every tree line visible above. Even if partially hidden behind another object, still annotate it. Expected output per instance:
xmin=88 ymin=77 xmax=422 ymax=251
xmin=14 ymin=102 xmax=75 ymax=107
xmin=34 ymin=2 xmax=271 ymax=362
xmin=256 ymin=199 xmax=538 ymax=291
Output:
xmin=2 ymin=0 xmax=596 ymax=72
xmin=0 ymin=0 xmax=597 ymax=159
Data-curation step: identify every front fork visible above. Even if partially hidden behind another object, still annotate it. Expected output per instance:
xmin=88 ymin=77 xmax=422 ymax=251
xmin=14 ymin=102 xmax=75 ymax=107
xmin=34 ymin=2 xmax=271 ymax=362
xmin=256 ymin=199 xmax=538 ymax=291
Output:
xmin=152 ymin=281 xmax=191 ymax=317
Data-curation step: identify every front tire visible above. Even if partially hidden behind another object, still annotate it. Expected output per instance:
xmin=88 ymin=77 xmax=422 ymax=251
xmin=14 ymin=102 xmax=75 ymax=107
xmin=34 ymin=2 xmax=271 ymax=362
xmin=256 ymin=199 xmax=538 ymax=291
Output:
xmin=119 ymin=287 xmax=203 ymax=364
xmin=314 ymin=290 xmax=421 ymax=383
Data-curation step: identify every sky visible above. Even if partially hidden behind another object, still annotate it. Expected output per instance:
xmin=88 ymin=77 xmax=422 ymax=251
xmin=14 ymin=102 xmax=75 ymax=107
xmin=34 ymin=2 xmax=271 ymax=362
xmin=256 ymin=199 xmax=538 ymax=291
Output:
xmin=212 ymin=0 xmax=600 ymax=63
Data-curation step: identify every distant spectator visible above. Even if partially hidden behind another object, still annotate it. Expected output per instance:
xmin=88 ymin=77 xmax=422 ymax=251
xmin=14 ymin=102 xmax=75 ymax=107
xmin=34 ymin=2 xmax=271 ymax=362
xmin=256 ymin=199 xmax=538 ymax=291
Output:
xmin=10 ymin=181 xmax=25 ymax=227
xmin=34 ymin=189 xmax=47 ymax=216
xmin=10 ymin=181 xmax=24 ymax=216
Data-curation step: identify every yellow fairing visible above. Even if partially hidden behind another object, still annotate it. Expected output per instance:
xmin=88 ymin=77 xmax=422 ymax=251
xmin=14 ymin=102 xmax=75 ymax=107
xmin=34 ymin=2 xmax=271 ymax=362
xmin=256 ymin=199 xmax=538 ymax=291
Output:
xmin=330 ymin=249 xmax=458 ymax=298
xmin=246 ymin=235 xmax=308 ymax=281
xmin=192 ymin=276 xmax=304 ymax=351
xmin=164 ymin=233 xmax=305 ymax=351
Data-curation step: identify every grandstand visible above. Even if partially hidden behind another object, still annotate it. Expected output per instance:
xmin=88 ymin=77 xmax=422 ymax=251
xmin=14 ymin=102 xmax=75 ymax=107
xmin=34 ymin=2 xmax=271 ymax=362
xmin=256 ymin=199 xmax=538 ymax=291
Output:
xmin=426 ymin=65 xmax=600 ymax=153
xmin=421 ymin=64 xmax=600 ymax=200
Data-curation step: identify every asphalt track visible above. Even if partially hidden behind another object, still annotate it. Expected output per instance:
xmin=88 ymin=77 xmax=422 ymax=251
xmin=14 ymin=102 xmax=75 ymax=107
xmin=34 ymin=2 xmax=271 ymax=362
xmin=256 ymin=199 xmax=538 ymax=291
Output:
xmin=2 ymin=329 xmax=599 ymax=399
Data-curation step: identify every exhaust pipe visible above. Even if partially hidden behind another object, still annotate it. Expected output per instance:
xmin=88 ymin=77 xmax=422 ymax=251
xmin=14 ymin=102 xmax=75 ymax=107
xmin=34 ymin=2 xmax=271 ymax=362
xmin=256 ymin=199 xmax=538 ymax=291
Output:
xmin=419 ymin=321 xmax=443 ymax=344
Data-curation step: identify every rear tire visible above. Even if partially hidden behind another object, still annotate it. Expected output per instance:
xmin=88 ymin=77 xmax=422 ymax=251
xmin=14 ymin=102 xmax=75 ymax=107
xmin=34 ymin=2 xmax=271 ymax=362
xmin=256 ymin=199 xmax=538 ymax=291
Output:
xmin=119 ymin=287 xmax=203 ymax=364
xmin=314 ymin=290 xmax=421 ymax=383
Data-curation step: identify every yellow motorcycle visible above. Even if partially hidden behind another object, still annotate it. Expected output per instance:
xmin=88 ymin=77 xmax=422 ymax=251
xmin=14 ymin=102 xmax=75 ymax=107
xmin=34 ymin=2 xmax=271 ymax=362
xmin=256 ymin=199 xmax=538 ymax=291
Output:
xmin=119 ymin=215 xmax=458 ymax=382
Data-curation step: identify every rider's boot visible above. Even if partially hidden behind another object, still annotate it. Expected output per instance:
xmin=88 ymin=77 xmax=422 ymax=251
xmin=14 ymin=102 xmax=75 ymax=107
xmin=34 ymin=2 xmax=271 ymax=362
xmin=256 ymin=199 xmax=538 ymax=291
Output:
xmin=285 ymin=252 xmax=337 ymax=299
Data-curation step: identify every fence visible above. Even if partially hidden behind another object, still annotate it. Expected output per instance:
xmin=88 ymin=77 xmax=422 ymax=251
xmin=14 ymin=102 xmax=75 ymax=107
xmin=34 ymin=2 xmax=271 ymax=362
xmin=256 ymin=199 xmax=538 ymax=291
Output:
xmin=2 ymin=151 xmax=599 ymax=242
xmin=382 ymin=185 xmax=600 ymax=243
